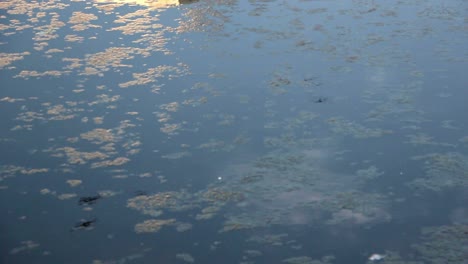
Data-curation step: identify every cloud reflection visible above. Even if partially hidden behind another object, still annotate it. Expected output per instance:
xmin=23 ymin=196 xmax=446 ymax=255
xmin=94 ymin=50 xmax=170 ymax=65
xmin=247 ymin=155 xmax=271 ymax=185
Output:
xmin=93 ymin=0 xmax=198 ymax=9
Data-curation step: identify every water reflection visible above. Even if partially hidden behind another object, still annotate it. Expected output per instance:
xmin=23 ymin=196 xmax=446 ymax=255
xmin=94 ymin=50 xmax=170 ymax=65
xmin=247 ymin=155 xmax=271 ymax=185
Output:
xmin=93 ymin=0 xmax=199 ymax=9
xmin=1 ymin=0 xmax=467 ymax=263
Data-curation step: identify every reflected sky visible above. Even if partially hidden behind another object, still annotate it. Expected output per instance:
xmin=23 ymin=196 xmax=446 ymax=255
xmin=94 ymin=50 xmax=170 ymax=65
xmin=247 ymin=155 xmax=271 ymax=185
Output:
xmin=1 ymin=0 xmax=467 ymax=263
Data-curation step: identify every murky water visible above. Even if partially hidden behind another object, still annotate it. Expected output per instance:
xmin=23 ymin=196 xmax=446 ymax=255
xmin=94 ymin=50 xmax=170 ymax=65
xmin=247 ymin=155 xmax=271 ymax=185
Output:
xmin=1 ymin=0 xmax=467 ymax=263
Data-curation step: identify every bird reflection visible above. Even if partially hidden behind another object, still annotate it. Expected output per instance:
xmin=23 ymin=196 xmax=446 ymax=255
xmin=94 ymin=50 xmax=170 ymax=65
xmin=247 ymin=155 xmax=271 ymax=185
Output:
xmin=71 ymin=218 xmax=98 ymax=232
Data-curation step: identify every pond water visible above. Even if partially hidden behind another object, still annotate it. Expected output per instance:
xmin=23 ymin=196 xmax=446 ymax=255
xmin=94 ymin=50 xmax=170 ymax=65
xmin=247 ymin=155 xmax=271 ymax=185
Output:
xmin=1 ymin=0 xmax=467 ymax=263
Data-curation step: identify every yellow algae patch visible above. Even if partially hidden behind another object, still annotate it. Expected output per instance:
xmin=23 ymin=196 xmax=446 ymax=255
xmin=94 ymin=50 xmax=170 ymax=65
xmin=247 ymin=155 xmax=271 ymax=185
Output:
xmin=64 ymin=34 xmax=84 ymax=43
xmin=175 ymin=222 xmax=192 ymax=232
xmin=14 ymin=70 xmax=69 ymax=79
xmin=62 ymin=57 xmax=83 ymax=69
xmin=0 ymin=52 xmax=30 ymax=69
xmin=66 ymin=179 xmax=82 ymax=187
xmin=134 ymin=219 xmax=176 ymax=233
xmin=98 ymin=190 xmax=119 ymax=197
xmin=85 ymin=47 xmax=149 ymax=71
xmin=46 ymin=104 xmax=67 ymax=115
xmin=81 ymin=67 xmax=101 ymax=76
xmin=327 ymin=117 xmax=392 ymax=138
xmin=80 ymin=129 xmax=114 ymax=144
xmin=94 ymin=0 xmax=181 ymax=9
xmin=52 ymin=147 xmax=109 ymax=164
xmin=217 ymin=114 xmax=235 ymax=126
xmin=159 ymin=102 xmax=179 ymax=112
xmin=89 ymin=94 xmax=121 ymax=106
xmin=91 ymin=157 xmax=130 ymax=168
xmin=112 ymin=174 xmax=128 ymax=179
xmin=57 ymin=193 xmax=77 ymax=200
xmin=247 ymin=233 xmax=289 ymax=247
xmin=0 ymin=97 xmax=26 ymax=103
xmin=155 ymin=112 xmax=171 ymax=123
xmin=10 ymin=124 xmax=33 ymax=131
xmin=405 ymin=133 xmax=454 ymax=147
xmin=46 ymin=104 xmax=76 ymax=120
xmin=201 ymin=188 xmax=244 ymax=203
xmin=219 ymin=221 xmax=254 ymax=233
xmin=15 ymin=110 xmax=45 ymax=122
xmin=125 ymin=141 xmax=141 ymax=155
xmin=161 ymin=151 xmax=191 ymax=159
xmin=160 ymin=123 xmax=182 ymax=135
xmin=93 ymin=117 xmax=104 ymax=125
xmin=20 ymin=168 xmax=49 ymax=175
xmin=68 ymin=11 xmax=100 ymax=31
xmin=109 ymin=9 xmax=159 ymax=35
xmin=40 ymin=188 xmax=52 ymax=195
xmin=139 ymin=172 xmax=152 ymax=178
xmin=44 ymin=48 xmax=63 ymax=54
xmin=195 ymin=206 xmax=221 ymax=220
xmin=118 ymin=65 xmax=188 ymax=88
xmin=100 ymin=143 xmax=116 ymax=153
xmin=284 ymin=256 xmax=335 ymax=264
xmin=243 ymin=250 xmax=263 ymax=258
xmin=52 ymin=147 xmax=108 ymax=164
xmin=127 ymin=191 xmax=194 ymax=216
xmin=197 ymin=139 xmax=226 ymax=151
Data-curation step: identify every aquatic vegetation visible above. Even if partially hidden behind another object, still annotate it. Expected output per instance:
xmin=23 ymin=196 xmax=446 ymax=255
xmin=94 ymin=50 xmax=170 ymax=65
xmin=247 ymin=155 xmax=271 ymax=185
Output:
xmin=9 ymin=240 xmax=39 ymax=255
xmin=0 ymin=0 xmax=466 ymax=262
xmin=57 ymin=193 xmax=77 ymax=200
xmin=283 ymin=255 xmax=335 ymax=264
xmin=160 ymin=123 xmax=183 ymax=135
xmin=80 ymin=129 xmax=115 ymax=144
xmin=356 ymin=166 xmax=384 ymax=181
xmin=91 ymin=157 xmax=130 ymax=168
xmin=0 ymin=52 xmax=30 ymax=69
xmin=127 ymin=190 xmax=195 ymax=216
xmin=327 ymin=117 xmax=393 ymax=138
xmin=175 ymin=222 xmax=192 ymax=232
xmin=66 ymin=179 xmax=82 ymax=187
xmin=161 ymin=151 xmax=191 ymax=159
xmin=134 ymin=218 xmax=176 ymax=233
xmin=409 ymin=152 xmax=468 ymax=191
xmin=412 ymin=224 xmax=468 ymax=264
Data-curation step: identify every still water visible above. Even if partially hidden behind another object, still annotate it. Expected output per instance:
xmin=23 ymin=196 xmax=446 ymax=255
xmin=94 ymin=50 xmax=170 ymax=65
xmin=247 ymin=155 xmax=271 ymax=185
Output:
xmin=1 ymin=0 xmax=467 ymax=263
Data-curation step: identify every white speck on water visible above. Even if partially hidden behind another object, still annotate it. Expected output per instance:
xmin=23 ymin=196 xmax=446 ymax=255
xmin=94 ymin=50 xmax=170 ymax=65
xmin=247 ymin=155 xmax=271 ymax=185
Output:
xmin=369 ymin=253 xmax=385 ymax=261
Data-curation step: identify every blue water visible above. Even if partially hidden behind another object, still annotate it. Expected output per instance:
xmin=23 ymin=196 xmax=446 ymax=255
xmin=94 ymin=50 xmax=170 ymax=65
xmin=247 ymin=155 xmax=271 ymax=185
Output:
xmin=1 ymin=0 xmax=467 ymax=263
